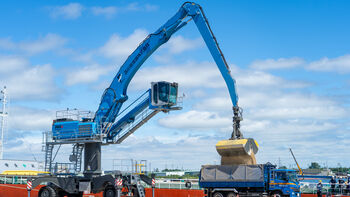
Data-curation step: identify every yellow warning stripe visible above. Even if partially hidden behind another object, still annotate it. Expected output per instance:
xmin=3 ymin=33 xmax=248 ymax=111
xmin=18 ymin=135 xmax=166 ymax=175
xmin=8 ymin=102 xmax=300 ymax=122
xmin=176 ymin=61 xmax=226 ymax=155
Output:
xmin=270 ymin=183 xmax=295 ymax=185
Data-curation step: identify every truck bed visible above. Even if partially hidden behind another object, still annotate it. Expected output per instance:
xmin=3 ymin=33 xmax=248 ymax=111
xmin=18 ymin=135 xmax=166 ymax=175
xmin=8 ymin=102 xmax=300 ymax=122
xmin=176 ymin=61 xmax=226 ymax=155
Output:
xmin=199 ymin=164 xmax=266 ymax=188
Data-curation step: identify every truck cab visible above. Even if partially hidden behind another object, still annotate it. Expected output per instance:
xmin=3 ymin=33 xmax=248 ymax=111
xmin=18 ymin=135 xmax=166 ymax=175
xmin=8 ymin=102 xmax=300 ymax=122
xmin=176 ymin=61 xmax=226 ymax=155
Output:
xmin=269 ymin=169 xmax=300 ymax=197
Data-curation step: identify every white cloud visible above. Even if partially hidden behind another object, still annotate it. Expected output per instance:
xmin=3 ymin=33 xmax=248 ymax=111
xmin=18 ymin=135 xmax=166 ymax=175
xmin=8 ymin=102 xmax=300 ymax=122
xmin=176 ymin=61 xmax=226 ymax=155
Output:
xmin=130 ymin=61 xmax=308 ymax=91
xmin=124 ymin=3 xmax=158 ymax=12
xmin=0 ymin=34 xmax=67 ymax=55
xmin=0 ymin=56 xmax=28 ymax=74
xmin=250 ymin=106 xmax=346 ymax=120
xmin=100 ymin=29 xmax=148 ymax=59
xmin=165 ymin=36 xmax=203 ymax=54
xmin=9 ymin=106 xmax=54 ymax=131
xmin=49 ymin=3 xmax=84 ymax=20
xmin=0 ymin=38 xmax=16 ymax=50
xmin=130 ymin=61 xmax=223 ymax=91
xmin=235 ymin=70 xmax=291 ymax=88
xmin=99 ymin=32 xmax=202 ymax=62
xmin=6 ymin=64 xmax=61 ymax=101
xmin=250 ymin=57 xmax=304 ymax=70
xmin=66 ymin=64 xmax=115 ymax=85
xmin=89 ymin=3 xmax=159 ymax=19
xmin=145 ymin=4 xmax=159 ymax=12
xmin=158 ymin=110 xmax=231 ymax=130
xmin=194 ymin=91 xmax=347 ymax=120
xmin=0 ymin=58 xmax=61 ymax=101
xmin=307 ymin=54 xmax=350 ymax=73
xmin=193 ymin=97 xmax=231 ymax=111
xmin=91 ymin=6 xmax=117 ymax=18
xmin=18 ymin=34 xmax=67 ymax=54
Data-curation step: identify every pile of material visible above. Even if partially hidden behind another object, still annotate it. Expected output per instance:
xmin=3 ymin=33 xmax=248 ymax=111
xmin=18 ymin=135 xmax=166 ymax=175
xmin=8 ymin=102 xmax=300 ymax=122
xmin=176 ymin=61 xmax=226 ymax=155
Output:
xmin=216 ymin=138 xmax=259 ymax=165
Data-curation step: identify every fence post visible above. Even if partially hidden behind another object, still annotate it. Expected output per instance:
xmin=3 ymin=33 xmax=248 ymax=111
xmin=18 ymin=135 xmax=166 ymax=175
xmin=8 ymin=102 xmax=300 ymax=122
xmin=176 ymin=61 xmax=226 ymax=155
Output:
xmin=151 ymin=174 xmax=155 ymax=197
xmin=26 ymin=178 xmax=32 ymax=197
xmin=114 ymin=176 xmax=123 ymax=197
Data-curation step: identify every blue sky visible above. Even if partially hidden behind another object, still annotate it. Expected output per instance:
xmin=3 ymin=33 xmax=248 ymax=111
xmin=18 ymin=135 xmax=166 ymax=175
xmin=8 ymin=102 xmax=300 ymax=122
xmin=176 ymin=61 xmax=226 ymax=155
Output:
xmin=0 ymin=0 xmax=350 ymax=170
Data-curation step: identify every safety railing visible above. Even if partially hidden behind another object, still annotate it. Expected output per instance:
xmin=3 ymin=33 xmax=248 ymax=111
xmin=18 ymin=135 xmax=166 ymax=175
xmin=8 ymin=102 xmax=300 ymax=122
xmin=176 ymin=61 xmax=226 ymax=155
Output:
xmin=0 ymin=175 xmax=36 ymax=184
xmin=114 ymin=90 xmax=150 ymax=125
xmin=113 ymin=106 xmax=155 ymax=143
xmin=56 ymin=109 xmax=94 ymax=121
xmin=301 ymin=182 xmax=350 ymax=195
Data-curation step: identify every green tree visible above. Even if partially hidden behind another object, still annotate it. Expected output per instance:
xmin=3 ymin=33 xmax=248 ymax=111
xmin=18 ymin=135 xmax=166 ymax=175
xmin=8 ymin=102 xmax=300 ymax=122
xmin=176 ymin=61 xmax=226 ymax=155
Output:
xmin=308 ymin=162 xmax=321 ymax=169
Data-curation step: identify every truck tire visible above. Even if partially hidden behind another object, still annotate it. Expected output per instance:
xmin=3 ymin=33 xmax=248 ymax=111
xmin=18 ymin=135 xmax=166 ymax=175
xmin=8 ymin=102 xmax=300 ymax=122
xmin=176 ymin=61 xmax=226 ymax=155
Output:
xmin=227 ymin=192 xmax=237 ymax=197
xmin=38 ymin=186 xmax=57 ymax=197
xmin=272 ymin=191 xmax=282 ymax=197
xmin=103 ymin=186 xmax=116 ymax=197
xmin=213 ymin=192 xmax=224 ymax=197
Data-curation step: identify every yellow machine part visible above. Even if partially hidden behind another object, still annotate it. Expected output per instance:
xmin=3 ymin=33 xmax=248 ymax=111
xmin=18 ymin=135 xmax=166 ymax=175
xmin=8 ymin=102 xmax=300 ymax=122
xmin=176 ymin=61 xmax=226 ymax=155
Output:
xmin=216 ymin=138 xmax=259 ymax=165
xmin=1 ymin=170 xmax=49 ymax=176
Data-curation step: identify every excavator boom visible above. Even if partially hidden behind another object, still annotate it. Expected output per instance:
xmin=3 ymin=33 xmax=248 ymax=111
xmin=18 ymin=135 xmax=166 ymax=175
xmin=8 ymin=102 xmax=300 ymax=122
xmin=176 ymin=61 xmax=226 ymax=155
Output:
xmin=92 ymin=1 xmax=258 ymax=164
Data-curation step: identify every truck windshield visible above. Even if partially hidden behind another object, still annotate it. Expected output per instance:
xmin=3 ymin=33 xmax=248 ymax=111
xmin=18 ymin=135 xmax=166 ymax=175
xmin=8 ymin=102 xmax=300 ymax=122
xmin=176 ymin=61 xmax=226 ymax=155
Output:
xmin=287 ymin=171 xmax=298 ymax=183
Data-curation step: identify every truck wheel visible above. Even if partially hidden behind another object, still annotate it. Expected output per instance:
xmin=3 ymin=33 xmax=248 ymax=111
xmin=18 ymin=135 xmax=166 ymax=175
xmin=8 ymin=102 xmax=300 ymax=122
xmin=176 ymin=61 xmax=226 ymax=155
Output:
xmin=213 ymin=192 xmax=224 ymax=197
xmin=103 ymin=186 xmax=116 ymax=197
xmin=38 ymin=186 xmax=57 ymax=197
xmin=227 ymin=192 xmax=237 ymax=197
xmin=272 ymin=192 xmax=282 ymax=197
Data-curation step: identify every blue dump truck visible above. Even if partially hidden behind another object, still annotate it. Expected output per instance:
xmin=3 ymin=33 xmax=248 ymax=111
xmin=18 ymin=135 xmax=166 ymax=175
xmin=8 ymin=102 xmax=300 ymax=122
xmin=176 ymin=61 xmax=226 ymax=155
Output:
xmin=199 ymin=163 xmax=300 ymax=197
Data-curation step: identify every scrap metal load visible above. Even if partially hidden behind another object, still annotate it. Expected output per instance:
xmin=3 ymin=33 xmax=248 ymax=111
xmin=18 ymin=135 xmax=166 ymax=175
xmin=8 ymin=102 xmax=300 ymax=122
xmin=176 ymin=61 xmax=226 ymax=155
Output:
xmin=216 ymin=138 xmax=259 ymax=165
xmin=214 ymin=105 xmax=259 ymax=165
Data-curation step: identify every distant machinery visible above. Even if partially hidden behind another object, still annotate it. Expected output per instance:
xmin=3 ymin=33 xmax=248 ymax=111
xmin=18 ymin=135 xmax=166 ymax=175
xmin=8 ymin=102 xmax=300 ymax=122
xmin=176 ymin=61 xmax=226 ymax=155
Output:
xmin=289 ymin=148 xmax=304 ymax=176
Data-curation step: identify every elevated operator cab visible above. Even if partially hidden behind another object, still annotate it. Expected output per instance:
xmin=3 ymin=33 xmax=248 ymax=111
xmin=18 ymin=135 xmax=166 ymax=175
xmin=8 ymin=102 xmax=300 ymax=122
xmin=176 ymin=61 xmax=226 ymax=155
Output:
xmin=151 ymin=81 xmax=178 ymax=108
xmin=52 ymin=81 xmax=180 ymax=142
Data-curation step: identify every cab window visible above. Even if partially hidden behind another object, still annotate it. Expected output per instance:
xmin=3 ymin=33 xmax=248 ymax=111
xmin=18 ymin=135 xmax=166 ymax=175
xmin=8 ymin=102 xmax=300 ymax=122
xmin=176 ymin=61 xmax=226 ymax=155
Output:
xmin=169 ymin=85 xmax=177 ymax=104
xmin=159 ymin=82 xmax=169 ymax=103
xmin=275 ymin=171 xmax=287 ymax=181
xmin=287 ymin=171 xmax=298 ymax=183
xmin=153 ymin=84 xmax=158 ymax=104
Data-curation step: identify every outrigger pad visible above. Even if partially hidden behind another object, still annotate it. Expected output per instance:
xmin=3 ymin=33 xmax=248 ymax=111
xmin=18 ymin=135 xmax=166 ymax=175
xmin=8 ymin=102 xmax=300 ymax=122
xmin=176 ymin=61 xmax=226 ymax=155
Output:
xmin=216 ymin=138 xmax=259 ymax=165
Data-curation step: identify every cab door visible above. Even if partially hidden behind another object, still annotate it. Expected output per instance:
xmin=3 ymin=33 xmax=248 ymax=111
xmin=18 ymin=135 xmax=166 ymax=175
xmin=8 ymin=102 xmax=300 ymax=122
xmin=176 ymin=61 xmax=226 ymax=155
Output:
xmin=271 ymin=171 xmax=289 ymax=195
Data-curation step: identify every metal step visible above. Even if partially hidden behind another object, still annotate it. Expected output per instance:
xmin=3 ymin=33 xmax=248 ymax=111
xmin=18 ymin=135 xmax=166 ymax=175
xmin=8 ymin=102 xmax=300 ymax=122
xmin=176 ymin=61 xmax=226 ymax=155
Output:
xmin=136 ymin=182 xmax=145 ymax=197
xmin=71 ymin=143 xmax=84 ymax=172
xmin=44 ymin=143 xmax=54 ymax=173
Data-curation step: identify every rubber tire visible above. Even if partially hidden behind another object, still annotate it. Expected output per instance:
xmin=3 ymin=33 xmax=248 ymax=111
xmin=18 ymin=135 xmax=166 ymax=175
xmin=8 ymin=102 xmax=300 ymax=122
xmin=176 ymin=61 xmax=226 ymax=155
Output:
xmin=185 ymin=181 xmax=192 ymax=189
xmin=38 ymin=186 xmax=57 ymax=197
xmin=103 ymin=186 xmax=116 ymax=197
xmin=213 ymin=192 xmax=224 ymax=197
xmin=273 ymin=192 xmax=282 ymax=197
xmin=227 ymin=192 xmax=237 ymax=197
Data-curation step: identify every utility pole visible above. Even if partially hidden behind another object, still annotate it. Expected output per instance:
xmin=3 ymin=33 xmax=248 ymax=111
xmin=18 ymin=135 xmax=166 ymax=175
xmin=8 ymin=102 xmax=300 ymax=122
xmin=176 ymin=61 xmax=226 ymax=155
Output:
xmin=278 ymin=157 xmax=281 ymax=168
xmin=0 ymin=86 xmax=8 ymax=160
